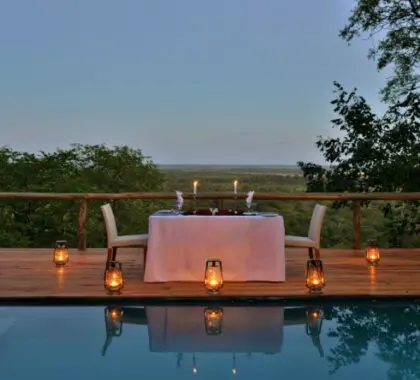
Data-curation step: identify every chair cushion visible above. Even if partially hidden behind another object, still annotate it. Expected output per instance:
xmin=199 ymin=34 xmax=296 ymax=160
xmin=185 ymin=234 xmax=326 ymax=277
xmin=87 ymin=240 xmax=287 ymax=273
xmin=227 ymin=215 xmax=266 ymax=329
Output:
xmin=111 ymin=234 xmax=149 ymax=247
xmin=285 ymin=235 xmax=316 ymax=248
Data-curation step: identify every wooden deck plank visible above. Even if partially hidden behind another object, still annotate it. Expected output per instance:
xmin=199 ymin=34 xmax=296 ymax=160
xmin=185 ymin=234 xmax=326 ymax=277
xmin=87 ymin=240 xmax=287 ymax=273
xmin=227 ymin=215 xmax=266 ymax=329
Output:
xmin=1 ymin=248 xmax=420 ymax=302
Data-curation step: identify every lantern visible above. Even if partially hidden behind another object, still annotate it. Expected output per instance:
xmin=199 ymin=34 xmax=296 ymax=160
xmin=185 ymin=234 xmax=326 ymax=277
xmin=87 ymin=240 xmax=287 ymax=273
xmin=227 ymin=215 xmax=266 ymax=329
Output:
xmin=53 ymin=240 xmax=69 ymax=267
xmin=204 ymin=259 xmax=223 ymax=294
xmin=104 ymin=307 xmax=124 ymax=337
xmin=305 ymin=259 xmax=325 ymax=292
xmin=305 ymin=306 xmax=324 ymax=336
xmin=366 ymin=240 xmax=380 ymax=266
xmin=204 ymin=307 xmax=223 ymax=335
xmin=104 ymin=261 xmax=125 ymax=293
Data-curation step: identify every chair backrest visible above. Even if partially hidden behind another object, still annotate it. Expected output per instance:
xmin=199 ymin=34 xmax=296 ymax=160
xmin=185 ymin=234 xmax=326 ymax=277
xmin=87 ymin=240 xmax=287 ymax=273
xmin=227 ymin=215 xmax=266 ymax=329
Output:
xmin=101 ymin=203 xmax=118 ymax=246
xmin=308 ymin=204 xmax=326 ymax=247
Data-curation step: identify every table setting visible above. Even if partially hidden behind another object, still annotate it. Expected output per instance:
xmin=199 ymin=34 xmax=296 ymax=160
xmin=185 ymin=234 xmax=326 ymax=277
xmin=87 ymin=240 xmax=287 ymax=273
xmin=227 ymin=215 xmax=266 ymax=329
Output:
xmin=144 ymin=180 xmax=286 ymax=283
xmin=154 ymin=180 xmax=277 ymax=217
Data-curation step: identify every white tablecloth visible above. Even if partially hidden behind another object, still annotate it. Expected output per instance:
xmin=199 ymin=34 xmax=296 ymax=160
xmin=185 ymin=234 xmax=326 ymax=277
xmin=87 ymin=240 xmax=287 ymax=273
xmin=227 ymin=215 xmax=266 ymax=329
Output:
xmin=144 ymin=214 xmax=285 ymax=282
xmin=147 ymin=306 xmax=284 ymax=353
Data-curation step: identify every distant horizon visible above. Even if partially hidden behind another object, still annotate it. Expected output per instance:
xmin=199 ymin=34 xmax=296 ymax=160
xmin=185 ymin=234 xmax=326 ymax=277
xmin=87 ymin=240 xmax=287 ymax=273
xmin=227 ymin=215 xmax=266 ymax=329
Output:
xmin=157 ymin=163 xmax=301 ymax=167
xmin=0 ymin=143 xmax=326 ymax=166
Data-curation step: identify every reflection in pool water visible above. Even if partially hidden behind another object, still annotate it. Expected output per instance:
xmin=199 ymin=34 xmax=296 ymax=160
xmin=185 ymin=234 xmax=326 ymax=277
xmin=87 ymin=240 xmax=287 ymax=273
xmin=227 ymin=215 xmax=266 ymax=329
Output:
xmin=0 ymin=303 xmax=419 ymax=379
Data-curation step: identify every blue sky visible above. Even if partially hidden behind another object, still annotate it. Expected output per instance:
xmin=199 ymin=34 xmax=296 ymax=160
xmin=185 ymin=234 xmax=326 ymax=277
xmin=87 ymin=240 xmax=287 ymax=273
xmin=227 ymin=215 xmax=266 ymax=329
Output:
xmin=0 ymin=0 xmax=386 ymax=164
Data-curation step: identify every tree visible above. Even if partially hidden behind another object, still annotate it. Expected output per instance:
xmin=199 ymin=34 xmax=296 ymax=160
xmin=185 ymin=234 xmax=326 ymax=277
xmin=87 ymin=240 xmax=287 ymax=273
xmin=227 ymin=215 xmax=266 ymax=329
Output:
xmin=0 ymin=144 xmax=164 ymax=248
xmin=341 ymin=0 xmax=420 ymax=102
xmin=326 ymin=304 xmax=420 ymax=379
xmin=298 ymin=82 xmax=420 ymax=247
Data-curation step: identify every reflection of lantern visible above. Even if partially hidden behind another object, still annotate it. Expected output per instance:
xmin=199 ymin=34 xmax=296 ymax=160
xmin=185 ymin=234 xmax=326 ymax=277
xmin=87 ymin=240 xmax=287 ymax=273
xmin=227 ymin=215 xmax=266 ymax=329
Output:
xmin=366 ymin=240 xmax=380 ymax=266
xmin=204 ymin=259 xmax=223 ymax=294
xmin=192 ymin=354 xmax=198 ymax=374
xmin=104 ymin=261 xmax=125 ymax=293
xmin=232 ymin=353 xmax=237 ymax=375
xmin=104 ymin=307 xmax=124 ymax=337
xmin=53 ymin=240 xmax=69 ymax=267
xmin=204 ymin=307 xmax=223 ymax=335
xmin=305 ymin=307 xmax=324 ymax=336
xmin=305 ymin=259 xmax=325 ymax=292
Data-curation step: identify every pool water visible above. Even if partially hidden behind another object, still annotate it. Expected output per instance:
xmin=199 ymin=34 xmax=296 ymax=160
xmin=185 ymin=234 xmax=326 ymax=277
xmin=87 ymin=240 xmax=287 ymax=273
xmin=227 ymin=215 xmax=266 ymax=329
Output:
xmin=0 ymin=303 xmax=419 ymax=379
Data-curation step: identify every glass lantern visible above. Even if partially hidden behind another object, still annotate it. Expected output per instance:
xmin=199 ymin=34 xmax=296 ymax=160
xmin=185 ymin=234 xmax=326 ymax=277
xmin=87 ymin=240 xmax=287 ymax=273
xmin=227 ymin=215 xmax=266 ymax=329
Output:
xmin=366 ymin=240 xmax=380 ymax=266
xmin=305 ymin=306 xmax=324 ymax=336
xmin=53 ymin=240 xmax=69 ymax=267
xmin=104 ymin=307 xmax=124 ymax=337
xmin=204 ymin=307 xmax=224 ymax=335
xmin=104 ymin=261 xmax=125 ymax=293
xmin=305 ymin=259 xmax=325 ymax=292
xmin=204 ymin=259 xmax=223 ymax=294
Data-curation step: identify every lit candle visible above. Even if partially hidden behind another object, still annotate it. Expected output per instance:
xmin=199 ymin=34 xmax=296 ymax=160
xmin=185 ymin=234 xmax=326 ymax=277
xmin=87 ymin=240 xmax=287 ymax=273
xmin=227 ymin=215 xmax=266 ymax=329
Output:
xmin=233 ymin=180 xmax=238 ymax=195
xmin=193 ymin=180 xmax=198 ymax=196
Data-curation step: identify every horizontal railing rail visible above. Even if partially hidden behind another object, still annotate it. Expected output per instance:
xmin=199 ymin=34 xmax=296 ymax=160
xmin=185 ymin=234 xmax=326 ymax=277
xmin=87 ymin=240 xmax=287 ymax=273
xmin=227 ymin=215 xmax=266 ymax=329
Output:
xmin=0 ymin=191 xmax=419 ymax=201
xmin=0 ymin=191 xmax=418 ymax=251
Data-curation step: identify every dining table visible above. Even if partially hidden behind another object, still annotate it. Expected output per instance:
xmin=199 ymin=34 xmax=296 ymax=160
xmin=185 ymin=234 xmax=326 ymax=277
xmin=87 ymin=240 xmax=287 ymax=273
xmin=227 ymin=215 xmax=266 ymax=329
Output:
xmin=143 ymin=212 xmax=285 ymax=282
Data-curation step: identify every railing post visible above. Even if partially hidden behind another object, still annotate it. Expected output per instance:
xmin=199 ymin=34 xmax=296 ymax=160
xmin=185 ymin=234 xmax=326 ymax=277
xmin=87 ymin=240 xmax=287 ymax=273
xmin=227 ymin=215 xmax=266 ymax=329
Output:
xmin=218 ymin=199 xmax=224 ymax=210
xmin=353 ymin=200 xmax=361 ymax=250
xmin=78 ymin=199 xmax=87 ymax=251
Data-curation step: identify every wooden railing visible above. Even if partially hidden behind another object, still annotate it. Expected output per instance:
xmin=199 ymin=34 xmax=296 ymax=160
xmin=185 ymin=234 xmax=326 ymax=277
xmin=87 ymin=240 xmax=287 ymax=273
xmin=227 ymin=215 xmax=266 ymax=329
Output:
xmin=0 ymin=191 xmax=419 ymax=251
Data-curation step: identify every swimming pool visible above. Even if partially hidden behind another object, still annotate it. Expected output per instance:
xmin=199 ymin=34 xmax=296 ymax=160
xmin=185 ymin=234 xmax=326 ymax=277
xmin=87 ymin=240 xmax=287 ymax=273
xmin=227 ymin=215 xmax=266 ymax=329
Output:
xmin=0 ymin=303 xmax=418 ymax=379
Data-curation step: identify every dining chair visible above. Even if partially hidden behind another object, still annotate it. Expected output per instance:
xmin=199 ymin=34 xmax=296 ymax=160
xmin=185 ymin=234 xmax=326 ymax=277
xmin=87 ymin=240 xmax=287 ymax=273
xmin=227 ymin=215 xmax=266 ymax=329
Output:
xmin=285 ymin=204 xmax=326 ymax=260
xmin=101 ymin=203 xmax=148 ymax=266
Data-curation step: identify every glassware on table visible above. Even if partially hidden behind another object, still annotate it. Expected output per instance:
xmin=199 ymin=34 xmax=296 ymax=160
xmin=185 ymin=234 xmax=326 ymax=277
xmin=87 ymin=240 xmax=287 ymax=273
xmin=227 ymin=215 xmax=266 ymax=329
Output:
xmin=245 ymin=202 xmax=257 ymax=215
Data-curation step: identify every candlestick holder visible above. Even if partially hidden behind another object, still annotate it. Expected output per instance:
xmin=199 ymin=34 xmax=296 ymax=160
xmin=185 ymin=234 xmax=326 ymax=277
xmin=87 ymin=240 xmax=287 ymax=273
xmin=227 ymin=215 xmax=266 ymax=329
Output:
xmin=193 ymin=194 xmax=198 ymax=213
xmin=234 ymin=194 xmax=239 ymax=213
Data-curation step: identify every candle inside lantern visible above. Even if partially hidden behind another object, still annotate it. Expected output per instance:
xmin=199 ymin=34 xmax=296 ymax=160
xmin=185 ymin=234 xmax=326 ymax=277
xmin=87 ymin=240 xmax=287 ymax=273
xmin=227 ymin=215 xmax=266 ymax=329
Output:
xmin=105 ymin=307 xmax=124 ymax=337
xmin=366 ymin=240 xmax=380 ymax=266
xmin=305 ymin=306 xmax=324 ymax=336
xmin=193 ymin=180 xmax=199 ymax=196
xmin=204 ymin=307 xmax=223 ymax=335
xmin=53 ymin=240 xmax=69 ymax=267
xmin=233 ymin=180 xmax=238 ymax=195
xmin=104 ymin=261 xmax=125 ymax=293
xmin=204 ymin=259 xmax=223 ymax=294
xmin=305 ymin=259 xmax=325 ymax=292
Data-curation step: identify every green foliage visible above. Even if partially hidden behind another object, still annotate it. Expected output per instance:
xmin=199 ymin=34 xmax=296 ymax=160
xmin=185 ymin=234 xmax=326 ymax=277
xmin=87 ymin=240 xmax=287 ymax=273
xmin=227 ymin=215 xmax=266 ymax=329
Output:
xmin=0 ymin=144 xmax=164 ymax=247
xmin=0 ymin=144 xmax=414 ymax=248
xmin=298 ymin=82 xmax=420 ymax=246
xmin=340 ymin=0 xmax=420 ymax=102
xmin=326 ymin=304 xmax=420 ymax=379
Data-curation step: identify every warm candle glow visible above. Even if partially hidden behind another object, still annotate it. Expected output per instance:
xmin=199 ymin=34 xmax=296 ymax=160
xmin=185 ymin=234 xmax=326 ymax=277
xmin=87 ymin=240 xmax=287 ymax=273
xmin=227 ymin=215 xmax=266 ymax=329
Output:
xmin=233 ymin=180 xmax=238 ymax=195
xmin=193 ymin=180 xmax=199 ymax=195
xmin=306 ymin=307 xmax=324 ymax=336
xmin=369 ymin=265 xmax=377 ymax=286
xmin=204 ymin=260 xmax=223 ymax=294
xmin=105 ymin=307 xmax=124 ymax=337
xmin=104 ymin=261 xmax=124 ymax=293
xmin=204 ymin=307 xmax=223 ymax=335
xmin=366 ymin=242 xmax=380 ymax=266
xmin=305 ymin=259 xmax=325 ymax=292
xmin=53 ymin=241 xmax=69 ymax=267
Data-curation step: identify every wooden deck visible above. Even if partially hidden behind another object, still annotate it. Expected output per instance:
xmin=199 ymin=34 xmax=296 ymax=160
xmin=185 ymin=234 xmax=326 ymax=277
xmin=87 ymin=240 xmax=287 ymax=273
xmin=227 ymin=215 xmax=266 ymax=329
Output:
xmin=1 ymin=248 xmax=420 ymax=304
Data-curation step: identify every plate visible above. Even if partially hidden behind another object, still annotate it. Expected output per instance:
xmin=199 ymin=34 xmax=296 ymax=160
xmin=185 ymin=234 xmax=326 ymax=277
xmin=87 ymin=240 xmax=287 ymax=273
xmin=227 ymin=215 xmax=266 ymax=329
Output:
xmin=155 ymin=210 xmax=177 ymax=215
xmin=259 ymin=212 xmax=279 ymax=217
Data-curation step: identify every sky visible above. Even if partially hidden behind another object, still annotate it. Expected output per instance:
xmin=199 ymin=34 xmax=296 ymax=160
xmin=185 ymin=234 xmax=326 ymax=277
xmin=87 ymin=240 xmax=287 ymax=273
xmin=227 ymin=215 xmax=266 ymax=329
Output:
xmin=0 ymin=0 xmax=387 ymax=165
